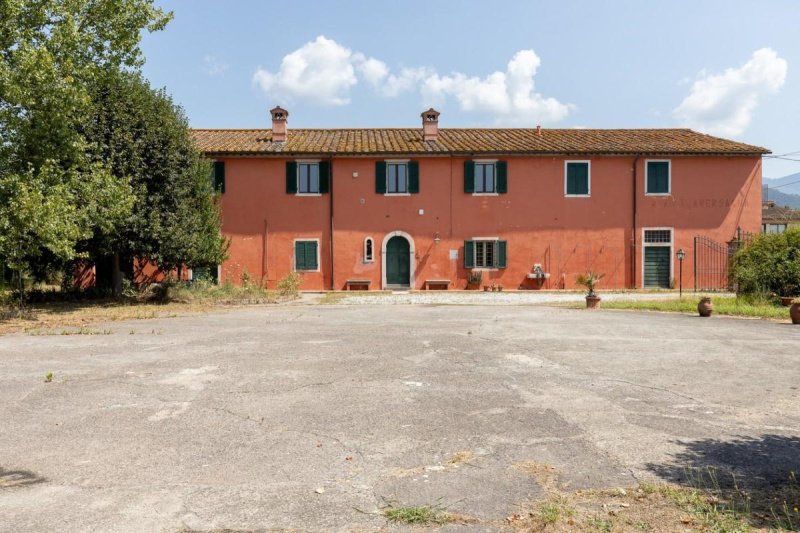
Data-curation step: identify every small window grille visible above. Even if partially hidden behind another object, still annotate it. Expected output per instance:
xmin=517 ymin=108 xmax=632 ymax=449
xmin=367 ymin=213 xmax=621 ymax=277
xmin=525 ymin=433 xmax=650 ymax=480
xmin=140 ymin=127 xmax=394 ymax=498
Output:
xmin=644 ymin=229 xmax=672 ymax=244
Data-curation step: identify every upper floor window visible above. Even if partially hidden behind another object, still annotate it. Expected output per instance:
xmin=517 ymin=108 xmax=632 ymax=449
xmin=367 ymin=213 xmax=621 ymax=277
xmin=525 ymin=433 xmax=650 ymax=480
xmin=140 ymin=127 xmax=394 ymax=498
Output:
xmin=475 ymin=162 xmax=495 ymax=193
xmin=464 ymin=160 xmax=507 ymax=194
xmin=299 ymin=163 xmax=320 ymax=194
xmin=646 ymin=160 xmax=671 ymax=195
xmin=375 ymin=161 xmax=419 ymax=194
xmin=286 ymin=161 xmax=330 ymax=195
xmin=565 ymin=161 xmax=590 ymax=196
xmin=211 ymin=161 xmax=225 ymax=193
xmin=387 ymin=163 xmax=408 ymax=194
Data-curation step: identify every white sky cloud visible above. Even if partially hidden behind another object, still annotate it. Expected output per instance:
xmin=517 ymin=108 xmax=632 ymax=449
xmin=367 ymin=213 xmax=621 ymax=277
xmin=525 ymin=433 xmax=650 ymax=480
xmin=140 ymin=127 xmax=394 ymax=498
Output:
xmin=202 ymin=55 xmax=229 ymax=76
xmin=253 ymin=35 xmax=358 ymax=106
xmin=673 ymin=48 xmax=787 ymax=137
xmin=253 ymin=36 xmax=572 ymax=123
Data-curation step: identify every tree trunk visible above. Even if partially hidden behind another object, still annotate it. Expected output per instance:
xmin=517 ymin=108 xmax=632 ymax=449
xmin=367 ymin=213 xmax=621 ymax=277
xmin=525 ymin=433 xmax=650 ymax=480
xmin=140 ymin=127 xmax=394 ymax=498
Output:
xmin=111 ymin=252 xmax=122 ymax=297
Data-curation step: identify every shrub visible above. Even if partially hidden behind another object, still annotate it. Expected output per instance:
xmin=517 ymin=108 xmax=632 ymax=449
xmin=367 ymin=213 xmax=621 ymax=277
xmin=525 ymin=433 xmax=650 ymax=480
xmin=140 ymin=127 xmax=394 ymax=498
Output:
xmin=731 ymin=227 xmax=800 ymax=296
xmin=277 ymin=272 xmax=301 ymax=298
xmin=575 ymin=271 xmax=605 ymax=296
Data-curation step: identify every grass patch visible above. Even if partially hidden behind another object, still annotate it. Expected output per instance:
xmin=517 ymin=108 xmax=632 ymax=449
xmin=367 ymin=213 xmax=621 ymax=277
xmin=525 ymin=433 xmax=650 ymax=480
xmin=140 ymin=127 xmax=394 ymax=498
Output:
xmin=597 ymin=295 xmax=789 ymax=320
xmin=383 ymin=504 xmax=454 ymax=525
xmin=511 ymin=463 xmax=800 ymax=532
xmin=165 ymin=280 xmax=280 ymax=305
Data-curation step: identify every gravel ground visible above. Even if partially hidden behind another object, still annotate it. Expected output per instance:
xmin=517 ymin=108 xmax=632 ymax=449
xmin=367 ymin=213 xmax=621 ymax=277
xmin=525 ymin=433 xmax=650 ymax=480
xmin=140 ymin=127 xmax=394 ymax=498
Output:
xmin=334 ymin=290 xmax=710 ymax=306
xmin=1 ymin=302 xmax=796 ymax=532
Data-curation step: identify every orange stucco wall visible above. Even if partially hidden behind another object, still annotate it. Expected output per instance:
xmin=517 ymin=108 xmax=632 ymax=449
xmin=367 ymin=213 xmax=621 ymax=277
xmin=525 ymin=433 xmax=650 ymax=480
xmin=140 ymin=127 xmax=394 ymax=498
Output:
xmin=217 ymin=154 xmax=762 ymax=290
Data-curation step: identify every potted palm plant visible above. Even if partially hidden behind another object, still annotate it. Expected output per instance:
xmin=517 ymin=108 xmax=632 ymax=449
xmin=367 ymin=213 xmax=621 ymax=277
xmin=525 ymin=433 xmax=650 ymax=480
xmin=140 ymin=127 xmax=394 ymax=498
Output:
xmin=576 ymin=271 xmax=605 ymax=309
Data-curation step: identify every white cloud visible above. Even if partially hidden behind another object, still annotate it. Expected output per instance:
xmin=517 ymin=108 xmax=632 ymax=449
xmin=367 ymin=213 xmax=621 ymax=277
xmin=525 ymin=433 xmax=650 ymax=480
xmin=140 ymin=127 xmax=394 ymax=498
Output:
xmin=673 ymin=48 xmax=787 ymax=137
xmin=253 ymin=36 xmax=572 ymax=124
xmin=421 ymin=50 xmax=573 ymax=123
xmin=202 ymin=55 xmax=229 ymax=76
xmin=253 ymin=35 xmax=358 ymax=106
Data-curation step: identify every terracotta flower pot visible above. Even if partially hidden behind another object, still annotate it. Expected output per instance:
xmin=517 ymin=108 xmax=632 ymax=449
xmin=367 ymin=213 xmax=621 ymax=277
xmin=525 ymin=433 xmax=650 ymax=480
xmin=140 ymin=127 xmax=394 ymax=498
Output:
xmin=497 ymin=286 xmax=504 ymax=292
xmin=781 ymin=296 xmax=795 ymax=307
xmin=483 ymin=286 xmax=490 ymax=292
xmin=698 ymin=297 xmax=713 ymax=317
xmin=790 ymin=303 xmax=800 ymax=325
xmin=585 ymin=295 xmax=601 ymax=309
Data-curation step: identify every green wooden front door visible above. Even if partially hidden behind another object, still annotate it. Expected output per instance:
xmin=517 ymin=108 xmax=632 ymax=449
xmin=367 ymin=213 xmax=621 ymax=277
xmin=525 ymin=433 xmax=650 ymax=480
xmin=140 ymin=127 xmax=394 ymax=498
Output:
xmin=644 ymin=247 xmax=671 ymax=288
xmin=386 ymin=236 xmax=410 ymax=286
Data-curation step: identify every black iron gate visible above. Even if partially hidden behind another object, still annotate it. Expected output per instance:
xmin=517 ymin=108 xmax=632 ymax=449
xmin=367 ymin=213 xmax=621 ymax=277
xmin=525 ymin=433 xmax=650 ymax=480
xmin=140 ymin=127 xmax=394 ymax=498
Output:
xmin=693 ymin=230 xmax=754 ymax=291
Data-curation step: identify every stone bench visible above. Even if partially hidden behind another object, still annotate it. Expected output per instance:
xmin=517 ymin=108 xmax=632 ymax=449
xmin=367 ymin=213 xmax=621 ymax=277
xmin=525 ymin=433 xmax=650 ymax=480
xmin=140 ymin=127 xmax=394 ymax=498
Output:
xmin=345 ymin=279 xmax=371 ymax=291
xmin=424 ymin=279 xmax=450 ymax=290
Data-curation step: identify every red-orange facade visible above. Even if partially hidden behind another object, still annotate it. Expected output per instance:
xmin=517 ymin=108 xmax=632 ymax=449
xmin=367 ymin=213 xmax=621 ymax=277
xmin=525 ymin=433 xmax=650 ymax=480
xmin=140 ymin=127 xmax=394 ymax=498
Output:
xmin=197 ymin=110 xmax=766 ymax=291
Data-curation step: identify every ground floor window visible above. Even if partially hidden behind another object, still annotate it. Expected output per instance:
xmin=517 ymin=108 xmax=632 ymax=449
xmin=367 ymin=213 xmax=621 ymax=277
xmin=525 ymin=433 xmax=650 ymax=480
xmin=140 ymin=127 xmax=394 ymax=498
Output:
xmin=364 ymin=237 xmax=374 ymax=262
xmin=464 ymin=239 xmax=507 ymax=269
xmin=763 ymin=223 xmax=787 ymax=234
xmin=295 ymin=240 xmax=319 ymax=271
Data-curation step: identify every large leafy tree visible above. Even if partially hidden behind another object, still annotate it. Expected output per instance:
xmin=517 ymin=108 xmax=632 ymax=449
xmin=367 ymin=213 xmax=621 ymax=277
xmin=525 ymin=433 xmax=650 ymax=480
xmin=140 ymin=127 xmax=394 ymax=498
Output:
xmin=81 ymin=71 xmax=227 ymax=279
xmin=0 ymin=0 xmax=171 ymax=288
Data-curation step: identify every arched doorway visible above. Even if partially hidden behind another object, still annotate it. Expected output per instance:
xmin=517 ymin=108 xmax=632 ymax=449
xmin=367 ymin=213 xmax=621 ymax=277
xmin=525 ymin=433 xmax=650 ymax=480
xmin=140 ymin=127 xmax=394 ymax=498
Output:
xmin=382 ymin=232 xmax=414 ymax=289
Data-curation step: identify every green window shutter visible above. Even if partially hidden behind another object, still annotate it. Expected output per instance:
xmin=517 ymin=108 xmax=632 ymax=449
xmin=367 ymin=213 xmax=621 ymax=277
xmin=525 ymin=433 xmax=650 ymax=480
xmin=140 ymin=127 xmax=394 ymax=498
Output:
xmin=319 ymin=161 xmax=330 ymax=193
xmin=496 ymin=161 xmax=508 ymax=193
xmin=286 ymin=161 xmax=298 ymax=194
xmin=464 ymin=161 xmax=475 ymax=193
xmin=295 ymin=241 xmax=305 ymax=270
xmin=464 ymin=240 xmax=475 ymax=269
xmin=307 ymin=241 xmax=318 ymax=270
xmin=375 ymin=161 xmax=387 ymax=194
xmin=647 ymin=161 xmax=669 ymax=194
xmin=212 ymin=161 xmax=226 ymax=193
xmin=496 ymin=240 xmax=507 ymax=268
xmin=566 ymin=162 xmax=589 ymax=195
xmin=408 ymin=161 xmax=420 ymax=193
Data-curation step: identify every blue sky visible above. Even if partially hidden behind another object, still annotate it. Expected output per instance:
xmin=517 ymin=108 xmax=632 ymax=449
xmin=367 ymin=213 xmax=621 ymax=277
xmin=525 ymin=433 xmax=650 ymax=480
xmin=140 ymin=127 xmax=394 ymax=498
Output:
xmin=141 ymin=0 xmax=800 ymax=179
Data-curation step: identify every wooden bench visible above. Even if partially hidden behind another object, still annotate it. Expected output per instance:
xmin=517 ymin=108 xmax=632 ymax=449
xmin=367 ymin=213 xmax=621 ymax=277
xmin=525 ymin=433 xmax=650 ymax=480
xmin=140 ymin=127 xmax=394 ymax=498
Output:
xmin=424 ymin=279 xmax=450 ymax=290
xmin=345 ymin=279 xmax=371 ymax=291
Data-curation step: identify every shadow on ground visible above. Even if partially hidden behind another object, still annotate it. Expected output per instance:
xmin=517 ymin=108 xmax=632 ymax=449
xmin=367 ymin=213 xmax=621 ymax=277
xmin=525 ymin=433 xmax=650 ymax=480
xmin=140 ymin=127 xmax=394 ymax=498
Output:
xmin=0 ymin=467 xmax=46 ymax=488
xmin=647 ymin=434 xmax=800 ymax=529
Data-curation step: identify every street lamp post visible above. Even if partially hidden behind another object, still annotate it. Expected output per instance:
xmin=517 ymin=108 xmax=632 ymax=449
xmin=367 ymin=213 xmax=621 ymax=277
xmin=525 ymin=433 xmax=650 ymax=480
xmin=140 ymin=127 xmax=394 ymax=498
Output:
xmin=676 ymin=248 xmax=686 ymax=298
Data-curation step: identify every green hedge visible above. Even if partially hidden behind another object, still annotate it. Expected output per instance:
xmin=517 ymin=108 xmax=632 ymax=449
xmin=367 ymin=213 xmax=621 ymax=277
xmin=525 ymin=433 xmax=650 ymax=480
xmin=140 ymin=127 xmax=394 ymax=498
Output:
xmin=731 ymin=227 xmax=800 ymax=296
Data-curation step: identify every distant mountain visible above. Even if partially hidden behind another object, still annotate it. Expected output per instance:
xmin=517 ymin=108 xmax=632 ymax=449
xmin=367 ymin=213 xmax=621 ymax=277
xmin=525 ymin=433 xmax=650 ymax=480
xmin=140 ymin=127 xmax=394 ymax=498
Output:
xmin=764 ymin=172 xmax=800 ymax=195
xmin=764 ymin=188 xmax=800 ymax=208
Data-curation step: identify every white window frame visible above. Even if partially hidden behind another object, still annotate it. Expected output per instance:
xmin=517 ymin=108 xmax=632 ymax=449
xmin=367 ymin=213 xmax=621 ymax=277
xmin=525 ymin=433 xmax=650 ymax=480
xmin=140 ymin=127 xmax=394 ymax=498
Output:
xmin=384 ymin=159 xmax=411 ymax=196
xmin=564 ymin=160 xmax=591 ymax=197
xmin=293 ymin=238 xmax=321 ymax=272
xmin=641 ymin=227 xmax=673 ymax=289
xmin=645 ymin=159 xmax=671 ymax=196
xmin=363 ymin=236 xmax=375 ymax=263
xmin=763 ymin=223 xmax=787 ymax=234
xmin=472 ymin=159 xmax=499 ymax=196
xmin=296 ymin=159 xmax=322 ymax=196
xmin=471 ymin=236 xmax=500 ymax=270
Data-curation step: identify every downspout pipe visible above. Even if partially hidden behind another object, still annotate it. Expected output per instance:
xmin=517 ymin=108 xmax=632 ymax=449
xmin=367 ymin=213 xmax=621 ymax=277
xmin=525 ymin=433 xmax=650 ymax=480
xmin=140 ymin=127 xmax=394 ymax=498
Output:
xmin=329 ymin=157 xmax=335 ymax=291
xmin=631 ymin=154 xmax=641 ymax=289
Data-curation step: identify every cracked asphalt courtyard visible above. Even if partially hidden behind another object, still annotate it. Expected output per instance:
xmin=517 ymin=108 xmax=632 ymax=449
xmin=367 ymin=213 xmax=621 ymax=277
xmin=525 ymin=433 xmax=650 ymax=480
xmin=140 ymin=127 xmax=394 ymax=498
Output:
xmin=1 ymin=302 xmax=799 ymax=532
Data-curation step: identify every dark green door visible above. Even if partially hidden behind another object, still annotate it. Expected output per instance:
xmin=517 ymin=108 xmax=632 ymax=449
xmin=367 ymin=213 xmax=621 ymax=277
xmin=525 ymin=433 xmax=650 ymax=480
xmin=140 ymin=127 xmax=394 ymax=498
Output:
xmin=386 ymin=236 xmax=410 ymax=287
xmin=644 ymin=247 xmax=671 ymax=288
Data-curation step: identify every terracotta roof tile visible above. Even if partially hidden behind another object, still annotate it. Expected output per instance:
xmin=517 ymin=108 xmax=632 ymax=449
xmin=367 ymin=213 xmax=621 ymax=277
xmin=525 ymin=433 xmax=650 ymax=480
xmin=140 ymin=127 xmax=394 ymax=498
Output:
xmin=192 ymin=128 xmax=769 ymax=156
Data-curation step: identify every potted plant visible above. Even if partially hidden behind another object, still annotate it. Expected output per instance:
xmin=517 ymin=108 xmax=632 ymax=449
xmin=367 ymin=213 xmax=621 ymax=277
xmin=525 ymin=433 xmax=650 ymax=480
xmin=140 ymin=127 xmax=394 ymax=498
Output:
xmin=790 ymin=298 xmax=800 ymax=325
xmin=697 ymin=296 xmax=713 ymax=317
xmin=467 ymin=270 xmax=482 ymax=290
xmin=576 ymin=271 xmax=604 ymax=309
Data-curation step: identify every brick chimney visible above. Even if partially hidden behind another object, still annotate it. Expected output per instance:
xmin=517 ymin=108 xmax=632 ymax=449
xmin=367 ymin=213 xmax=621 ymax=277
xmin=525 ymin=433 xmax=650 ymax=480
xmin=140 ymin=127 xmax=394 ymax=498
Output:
xmin=421 ymin=108 xmax=440 ymax=142
xmin=270 ymin=106 xmax=289 ymax=142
